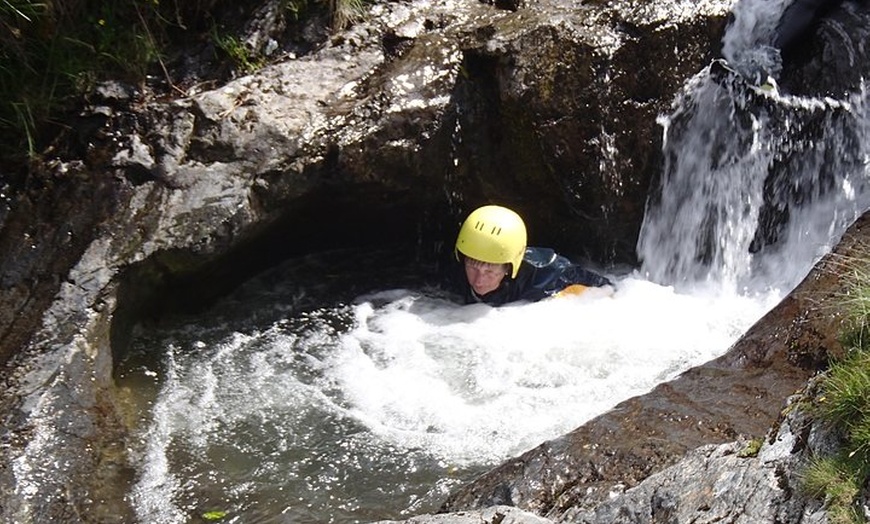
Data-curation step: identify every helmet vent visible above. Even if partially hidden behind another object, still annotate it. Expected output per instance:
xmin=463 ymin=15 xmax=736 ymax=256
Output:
xmin=474 ymin=221 xmax=503 ymax=236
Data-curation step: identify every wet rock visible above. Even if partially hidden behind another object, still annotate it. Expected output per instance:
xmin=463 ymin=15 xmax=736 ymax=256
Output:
xmin=0 ymin=168 xmax=123 ymax=365
xmin=778 ymin=0 xmax=870 ymax=98
xmin=559 ymin=386 xmax=831 ymax=524
xmin=375 ymin=505 xmax=554 ymax=524
xmin=371 ymin=376 xmax=840 ymax=523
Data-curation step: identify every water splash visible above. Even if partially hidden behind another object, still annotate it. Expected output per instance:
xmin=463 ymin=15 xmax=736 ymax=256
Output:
xmin=721 ymin=0 xmax=791 ymax=82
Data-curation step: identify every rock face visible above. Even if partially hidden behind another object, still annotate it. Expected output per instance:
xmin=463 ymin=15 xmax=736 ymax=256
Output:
xmin=379 ymin=383 xmax=836 ymax=524
xmin=561 ymin=401 xmax=832 ymax=524
xmin=1 ymin=0 xmax=869 ymax=521
xmin=0 ymin=0 xmax=733 ymax=363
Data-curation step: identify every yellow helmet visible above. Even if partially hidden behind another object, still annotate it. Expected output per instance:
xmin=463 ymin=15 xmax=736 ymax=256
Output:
xmin=455 ymin=205 xmax=527 ymax=278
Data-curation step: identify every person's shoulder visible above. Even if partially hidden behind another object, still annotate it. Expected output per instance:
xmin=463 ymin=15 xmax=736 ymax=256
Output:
xmin=522 ymin=247 xmax=559 ymax=267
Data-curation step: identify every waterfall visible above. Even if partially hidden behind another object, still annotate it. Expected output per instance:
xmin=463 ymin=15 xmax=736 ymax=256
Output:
xmin=637 ymin=2 xmax=870 ymax=295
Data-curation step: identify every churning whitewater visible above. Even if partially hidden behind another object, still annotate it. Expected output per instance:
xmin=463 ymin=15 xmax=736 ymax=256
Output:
xmin=123 ymin=275 xmax=781 ymax=523
xmin=123 ymin=0 xmax=870 ymax=522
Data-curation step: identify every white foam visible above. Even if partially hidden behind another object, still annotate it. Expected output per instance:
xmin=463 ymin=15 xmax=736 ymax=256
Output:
xmin=326 ymin=279 xmax=780 ymax=465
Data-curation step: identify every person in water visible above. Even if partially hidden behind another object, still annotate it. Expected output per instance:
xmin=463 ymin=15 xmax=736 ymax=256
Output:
xmin=452 ymin=204 xmax=612 ymax=305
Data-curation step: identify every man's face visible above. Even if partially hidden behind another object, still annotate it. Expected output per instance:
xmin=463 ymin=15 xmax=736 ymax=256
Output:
xmin=464 ymin=257 xmax=509 ymax=296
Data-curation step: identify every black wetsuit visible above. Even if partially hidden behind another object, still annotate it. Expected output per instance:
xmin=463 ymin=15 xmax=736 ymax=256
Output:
xmin=454 ymin=247 xmax=612 ymax=306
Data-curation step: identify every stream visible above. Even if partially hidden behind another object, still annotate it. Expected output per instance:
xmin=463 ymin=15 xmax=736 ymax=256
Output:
xmin=116 ymin=250 xmax=781 ymax=523
xmin=115 ymin=1 xmax=870 ymax=523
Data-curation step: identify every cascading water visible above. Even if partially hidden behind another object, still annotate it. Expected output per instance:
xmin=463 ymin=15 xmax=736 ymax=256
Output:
xmin=118 ymin=5 xmax=870 ymax=524
xmin=636 ymin=63 xmax=867 ymax=294
xmin=638 ymin=0 xmax=870 ymax=294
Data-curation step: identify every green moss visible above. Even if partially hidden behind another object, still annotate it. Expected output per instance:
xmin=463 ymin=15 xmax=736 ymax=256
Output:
xmin=737 ymin=438 xmax=763 ymax=458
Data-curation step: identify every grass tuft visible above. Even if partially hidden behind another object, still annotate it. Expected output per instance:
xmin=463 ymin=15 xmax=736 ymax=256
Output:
xmin=325 ymin=0 xmax=366 ymax=30
xmin=210 ymin=25 xmax=264 ymax=74
xmin=800 ymin=250 xmax=870 ymax=523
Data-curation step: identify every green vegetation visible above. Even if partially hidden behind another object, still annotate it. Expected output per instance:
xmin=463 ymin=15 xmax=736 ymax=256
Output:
xmin=1 ymin=0 xmax=165 ymax=163
xmin=801 ymin=454 xmax=864 ymax=524
xmin=202 ymin=509 xmax=229 ymax=520
xmin=0 ymin=0 xmax=367 ymax=170
xmin=837 ymin=257 xmax=870 ymax=351
xmin=210 ymin=26 xmax=264 ymax=75
xmin=325 ymin=0 xmax=366 ymax=30
xmin=799 ymin=253 xmax=870 ymax=523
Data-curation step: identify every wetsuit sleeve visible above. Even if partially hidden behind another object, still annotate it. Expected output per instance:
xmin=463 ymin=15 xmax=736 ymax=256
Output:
xmin=558 ymin=264 xmax=612 ymax=288
xmin=513 ymin=249 xmax=612 ymax=302
xmin=449 ymin=248 xmax=612 ymax=305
